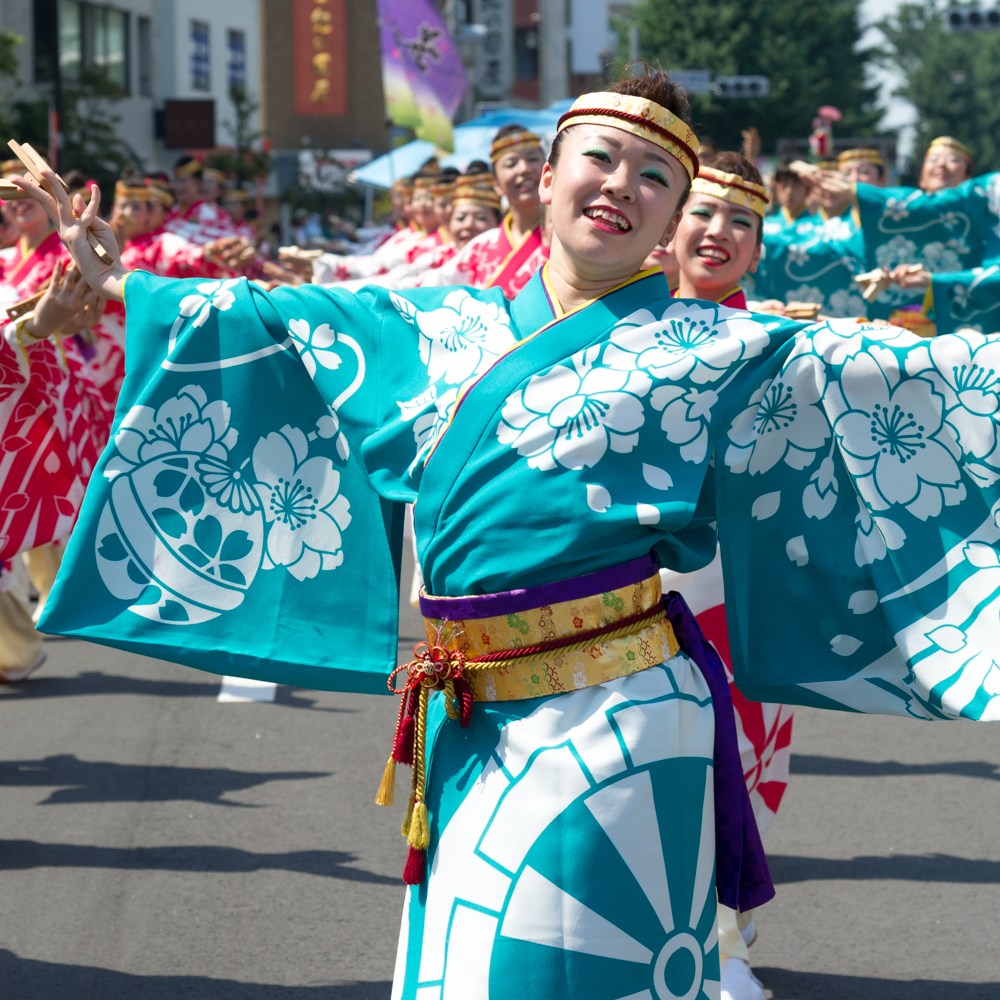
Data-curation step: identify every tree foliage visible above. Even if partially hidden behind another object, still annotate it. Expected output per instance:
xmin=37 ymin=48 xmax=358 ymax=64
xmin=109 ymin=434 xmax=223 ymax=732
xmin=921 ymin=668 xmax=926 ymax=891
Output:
xmin=206 ymin=85 xmax=271 ymax=183
xmin=879 ymin=1 xmax=1000 ymax=175
xmin=625 ymin=0 xmax=884 ymax=152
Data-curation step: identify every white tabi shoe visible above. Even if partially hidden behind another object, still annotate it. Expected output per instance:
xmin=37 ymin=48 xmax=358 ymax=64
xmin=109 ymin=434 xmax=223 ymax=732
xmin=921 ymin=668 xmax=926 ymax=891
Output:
xmin=0 ymin=649 xmax=47 ymax=683
xmin=740 ymin=919 xmax=758 ymax=948
xmin=720 ymin=956 xmax=766 ymax=1000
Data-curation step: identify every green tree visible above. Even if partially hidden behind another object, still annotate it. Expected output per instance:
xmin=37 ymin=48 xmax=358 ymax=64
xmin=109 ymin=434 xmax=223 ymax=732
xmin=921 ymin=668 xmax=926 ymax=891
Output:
xmin=626 ymin=0 xmax=884 ymax=152
xmin=206 ymin=84 xmax=271 ymax=184
xmin=879 ymin=1 xmax=1000 ymax=175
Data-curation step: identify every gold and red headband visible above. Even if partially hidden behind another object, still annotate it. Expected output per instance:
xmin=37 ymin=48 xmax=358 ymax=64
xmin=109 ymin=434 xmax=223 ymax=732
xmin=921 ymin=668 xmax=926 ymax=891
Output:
xmin=392 ymin=177 xmax=414 ymax=193
xmin=175 ymin=159 xmax=202 ymax=179
xmin=927 ymin=136 xmax=973 ymax=166
xmin=147 ymin=182 xmax=175 ymax=207
xmin=115 ymin=180 xmax=152 ymax=201
xmin=691 ymin=166 xmax=769 ymax=218
xmin=453 ymin=179 xmax=501 ymax=212
xmin=413 ymin=176 xmax=436 ymax=191
xmin=429 ymin=180 xmax=456 ymax=197
xmin=838 ymin=147 xmax=883 ymax=169
xmin=223 ymin=188 xmax=250 ymax=201
xmin=557 ymin=92 xmax=699 ymax=181
xmin=202 ymin=166 xmax=226 ymax=183
xmin=490 ymin=129 xmax=542 ymax=164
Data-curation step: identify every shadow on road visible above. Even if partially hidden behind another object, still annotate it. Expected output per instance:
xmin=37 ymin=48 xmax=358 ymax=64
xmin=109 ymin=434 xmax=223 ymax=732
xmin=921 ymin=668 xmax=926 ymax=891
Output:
xmin=758 ymin=966 xmax=1000 ymax=999
xmin=769 ymin=853 xmax=1000 ymax=884
xmin=0 ymin=755 xmax=330 ymax=806
xmin=0 ymin=949 xmax=391 ymax=999
xmin=0 ymin=839 xmax=399 ymax=884
xmin=0 ymin=670 xmax=359 ymax=713
xmin=790 ymin=754 xmax=1000 ymax=782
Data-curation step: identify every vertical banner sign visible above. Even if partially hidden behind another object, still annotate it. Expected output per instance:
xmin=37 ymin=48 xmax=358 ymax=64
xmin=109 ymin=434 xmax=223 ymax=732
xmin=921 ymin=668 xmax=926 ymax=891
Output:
xmin=376 ymin=0 xmax=468 ymax=152
xmin=473 ymin=0 xmax=512 ymax=100
xmin=293 ymin=0 xmax=348 ymax=116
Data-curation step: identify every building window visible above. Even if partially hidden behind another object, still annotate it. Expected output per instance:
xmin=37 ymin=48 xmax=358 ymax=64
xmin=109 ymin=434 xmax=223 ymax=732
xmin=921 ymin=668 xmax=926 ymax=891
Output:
xmin=227 ymin=30 xmax=245 ymax=90
xmin=514 ymin=27 xmax=538 ymax=82
xmin=137 ymin=16 xmax=152 ymax=96
xmin=190 ymin=20 xmax=210 ymax=91
xmin=36 ymin=1 xmax=130 ymax=89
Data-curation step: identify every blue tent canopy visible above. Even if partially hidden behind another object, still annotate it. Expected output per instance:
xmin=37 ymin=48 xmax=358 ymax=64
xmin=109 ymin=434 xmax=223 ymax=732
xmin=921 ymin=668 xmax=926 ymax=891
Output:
xmin=349 ymin=100 xmax=574 ymax=190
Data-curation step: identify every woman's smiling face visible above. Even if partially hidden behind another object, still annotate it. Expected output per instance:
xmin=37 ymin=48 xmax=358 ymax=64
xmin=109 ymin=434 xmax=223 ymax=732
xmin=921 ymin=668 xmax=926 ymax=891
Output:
xmin=673 ymin=191 xmax=760 ymax=298
xmin=540 ymin=124 xmax=687 ymax=279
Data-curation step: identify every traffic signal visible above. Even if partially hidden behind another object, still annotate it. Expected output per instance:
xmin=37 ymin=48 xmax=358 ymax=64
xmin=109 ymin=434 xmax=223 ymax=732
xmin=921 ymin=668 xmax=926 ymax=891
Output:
xmin=945 ymin=6 xmax=1000 ymax=30
xmin=713 ymin=76 xmax=770 ymax=98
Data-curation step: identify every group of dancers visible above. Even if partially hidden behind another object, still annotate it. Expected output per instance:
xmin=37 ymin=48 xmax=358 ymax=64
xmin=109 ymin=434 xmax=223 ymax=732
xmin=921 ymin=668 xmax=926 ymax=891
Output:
xmin=2 ymin=65 xmax=999 ymax=1000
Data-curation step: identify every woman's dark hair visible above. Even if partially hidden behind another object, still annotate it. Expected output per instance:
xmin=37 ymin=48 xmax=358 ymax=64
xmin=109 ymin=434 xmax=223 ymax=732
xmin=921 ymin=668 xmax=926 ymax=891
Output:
xmin=464 ymin=159 xmax=491 ymax=175
xmin=701 ymin=150 xmax=766 ymax=245
xmin=548 ymin=63 xmax=695 ymax=204
xmin=435 ymin=166 xmax=461 ymax=183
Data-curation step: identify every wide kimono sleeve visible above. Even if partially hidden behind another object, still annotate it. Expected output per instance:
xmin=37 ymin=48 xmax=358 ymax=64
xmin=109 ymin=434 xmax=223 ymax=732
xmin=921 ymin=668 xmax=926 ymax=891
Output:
xmin=38 ymin=272 xmax=512 ymax=692
xmin=716 ymin=318 xmax=1000 ymax=721
xmin=755 ymin=229 xmax=867 ymax=318
xmin=855 ymin=178 xmax=999 ymax=320
xmin=927 ymin=263 xmax=1000 ymax=335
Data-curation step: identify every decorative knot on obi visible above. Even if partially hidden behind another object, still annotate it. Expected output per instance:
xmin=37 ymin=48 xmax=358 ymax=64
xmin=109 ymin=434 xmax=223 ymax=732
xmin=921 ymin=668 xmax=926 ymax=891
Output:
xmin=375 ymin=553 xmax=680 ymax=885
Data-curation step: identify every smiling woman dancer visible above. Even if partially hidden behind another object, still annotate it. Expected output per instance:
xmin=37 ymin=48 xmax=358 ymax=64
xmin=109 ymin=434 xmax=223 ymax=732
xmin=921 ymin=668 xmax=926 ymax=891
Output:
xmin=21 ymin=67 xmax=1000 ymax=1000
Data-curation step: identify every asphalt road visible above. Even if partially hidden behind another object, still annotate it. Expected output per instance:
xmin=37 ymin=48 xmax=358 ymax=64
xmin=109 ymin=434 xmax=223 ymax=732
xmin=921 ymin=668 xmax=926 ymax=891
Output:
xmin=1 ymin=555 xmax=998 ymax=999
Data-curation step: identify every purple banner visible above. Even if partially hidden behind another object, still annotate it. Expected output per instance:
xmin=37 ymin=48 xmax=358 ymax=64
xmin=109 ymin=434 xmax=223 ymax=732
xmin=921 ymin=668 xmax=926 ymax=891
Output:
xmin=377 ymin=0 xmax=468 ymax=150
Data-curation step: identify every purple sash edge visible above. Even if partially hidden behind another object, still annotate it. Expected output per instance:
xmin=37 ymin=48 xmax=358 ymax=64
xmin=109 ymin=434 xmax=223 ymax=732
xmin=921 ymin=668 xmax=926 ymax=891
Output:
xmin=418 ymin=552 xmax=658 ymax=620
xmin=663 ymin=590 xmax=775 ymax=913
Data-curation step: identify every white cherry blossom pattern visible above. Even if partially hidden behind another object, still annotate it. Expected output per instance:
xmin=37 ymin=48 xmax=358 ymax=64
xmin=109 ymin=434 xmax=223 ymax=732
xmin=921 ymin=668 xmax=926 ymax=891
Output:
xmin=834 ymin=351 xmax=965 ymax=520
xmin=390 ymin=289 xmax=517 ymax=385
xmin=169 ymin=279 xmax=242 ymax=351
xmin=604 ymin=302 xmax=772 ymax=384
xmin=906 ymin=332 xmax=1000 ymax=473
xmin=497 ymin=345 xmax=651 ymax=471
xmin=287 ymin=318 xmax=342 ymax=380
xmin=252 ymin=425 xmax=352 ymax=581
xmin=807 ymin=318 xmax=907 ymax=367
xmin=108 ymin=385 xmax=237 ymax=480
xmin=854 ymin=499 xmax=907 ymax=566
xmin=725 ymin=354 xmax=830 ymax=476
xmin=650 ymin=385 xmax=718 ymax=464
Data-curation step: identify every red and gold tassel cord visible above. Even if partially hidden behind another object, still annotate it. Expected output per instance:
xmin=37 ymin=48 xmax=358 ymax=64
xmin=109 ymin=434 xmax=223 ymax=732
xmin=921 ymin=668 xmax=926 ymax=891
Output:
xmin=375 ymin=604 xmax=667 ymax=885
xmin=376 ymin=642 xmax=474 ymax=884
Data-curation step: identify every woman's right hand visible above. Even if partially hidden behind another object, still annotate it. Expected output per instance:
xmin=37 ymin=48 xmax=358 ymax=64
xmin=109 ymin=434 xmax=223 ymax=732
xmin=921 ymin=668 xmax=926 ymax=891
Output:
xmin=21 ymin=262 xmax=97 ymax=340
xmin=10 ymin=172 xmax=125 ymax=303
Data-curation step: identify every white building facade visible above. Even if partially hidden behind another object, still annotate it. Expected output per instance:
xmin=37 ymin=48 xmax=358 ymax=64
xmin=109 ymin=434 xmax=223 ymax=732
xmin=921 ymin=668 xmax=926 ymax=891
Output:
xmin=0 ymin=0 xmax=261 ymax=171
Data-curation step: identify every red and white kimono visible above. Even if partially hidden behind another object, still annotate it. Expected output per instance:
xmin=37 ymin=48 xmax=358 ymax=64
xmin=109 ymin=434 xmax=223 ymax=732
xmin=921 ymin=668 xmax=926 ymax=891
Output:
xmin=331 ymin=239 xmax=460 ymax=293
xmin=312 ymin=224 xmax=428 ymax=283
xmin=422 ymin=215 xmax=548 ymax=298
xmin=0 ymin=231 xmax=120 ymax=560
xmin=165 ymin=200 xmax=234 ymax=245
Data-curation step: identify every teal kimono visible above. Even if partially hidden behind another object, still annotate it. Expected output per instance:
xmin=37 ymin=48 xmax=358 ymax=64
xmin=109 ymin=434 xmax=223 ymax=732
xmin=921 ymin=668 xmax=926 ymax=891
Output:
xmin=754 ymin=228 xmax=867 ymax=318
xmin=855 ymin=176 xmax=1000 ymax=319
xmin=929 ymin=263 xmax=1000 ymax=335
xmin=40 ymin=270 xmax=1000 ymax=998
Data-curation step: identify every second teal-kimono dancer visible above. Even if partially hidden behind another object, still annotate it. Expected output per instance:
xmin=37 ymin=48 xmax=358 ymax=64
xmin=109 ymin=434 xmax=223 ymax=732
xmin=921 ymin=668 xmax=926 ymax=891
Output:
xmin=41 ymin=267 xmax=1000 ymax=999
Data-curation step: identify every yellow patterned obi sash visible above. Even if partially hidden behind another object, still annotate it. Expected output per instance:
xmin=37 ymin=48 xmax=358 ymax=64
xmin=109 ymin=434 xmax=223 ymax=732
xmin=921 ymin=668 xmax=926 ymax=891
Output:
xmin=421 ymin=567 xmax=678 ymax=703
xmin=376 ymin=553 xmax=677 ymax=885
